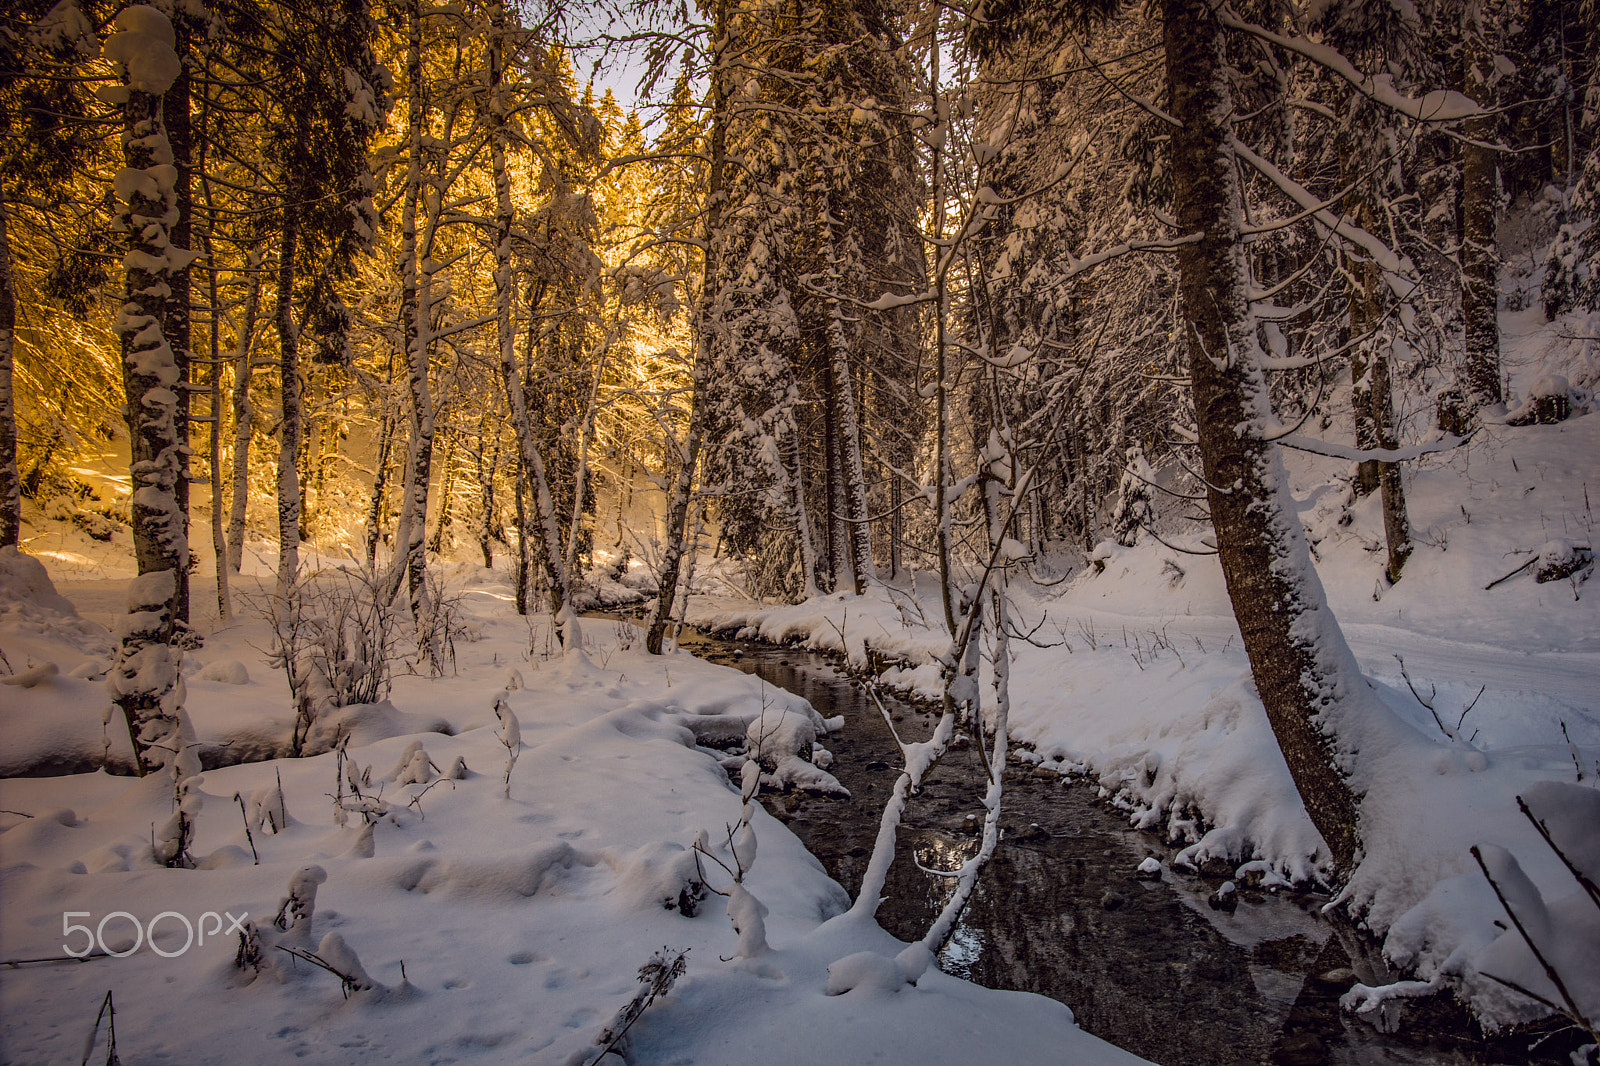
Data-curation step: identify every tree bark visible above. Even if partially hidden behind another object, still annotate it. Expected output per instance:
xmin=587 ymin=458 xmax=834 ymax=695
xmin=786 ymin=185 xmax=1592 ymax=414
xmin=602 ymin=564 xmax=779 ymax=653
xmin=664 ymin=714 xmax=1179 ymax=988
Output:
xmin=107 ymin=24 xmax=190 ymax=785
xmin=225 ymin=245 xmax=260 ymax=573
xmin=0 ymin=198 xmax=19 ymax=548
xmin=364 ymin=403 xmax=395 ymax=567
xmin=164 ymin=13 xmax=194 ymax=625
xmin=1165 ymin=0 xmax=1361 ymax=871
xmin=816 ymin=187 xmax=873 ymax=594
xmin=391 ymin=0 xmax=439 ymax=662
xmin=488 ymin=0 xmax=572 ymax=637
xmin=1461 ymin=0 xmax=1503 ymax=409
xmin=275 ymin=205 xmax=302 ymax=592
xmin=648 ymin=0 xmax=728 ymax=654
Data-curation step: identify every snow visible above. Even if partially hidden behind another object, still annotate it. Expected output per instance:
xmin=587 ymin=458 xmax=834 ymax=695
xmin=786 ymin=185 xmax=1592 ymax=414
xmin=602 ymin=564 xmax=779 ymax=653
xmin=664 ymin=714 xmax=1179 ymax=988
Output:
xmin=0 ymin=559 xmax=1149 ymax=1065
xmin=688 ymin=394 xmax=1600 ymax=1028
xmin=100 ymin=6 xmax=181 ymax=96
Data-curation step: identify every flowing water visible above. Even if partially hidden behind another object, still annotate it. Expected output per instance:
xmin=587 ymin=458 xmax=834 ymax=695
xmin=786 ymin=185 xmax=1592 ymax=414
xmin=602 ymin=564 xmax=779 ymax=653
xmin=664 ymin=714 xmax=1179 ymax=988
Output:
xmin=676 ymin=628 xmax=1579 ymax=1066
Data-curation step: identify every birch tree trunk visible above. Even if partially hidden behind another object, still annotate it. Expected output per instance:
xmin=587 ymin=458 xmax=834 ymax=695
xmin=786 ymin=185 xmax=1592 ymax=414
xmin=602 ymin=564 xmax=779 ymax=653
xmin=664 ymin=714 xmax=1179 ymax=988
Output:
xmin=105 ymin=9 xmax=192 ymax=796
xmin=391 ymin=0 xmax=440 ymax=661
xmin=1164 ymin=0 xmax=1361 ymax=870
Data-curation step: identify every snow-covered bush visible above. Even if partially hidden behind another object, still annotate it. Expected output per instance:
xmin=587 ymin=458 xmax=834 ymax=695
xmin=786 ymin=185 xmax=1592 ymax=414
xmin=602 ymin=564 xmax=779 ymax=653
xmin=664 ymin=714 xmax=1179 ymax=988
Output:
xmin=260 ymin=565 xmax=398 ymax=756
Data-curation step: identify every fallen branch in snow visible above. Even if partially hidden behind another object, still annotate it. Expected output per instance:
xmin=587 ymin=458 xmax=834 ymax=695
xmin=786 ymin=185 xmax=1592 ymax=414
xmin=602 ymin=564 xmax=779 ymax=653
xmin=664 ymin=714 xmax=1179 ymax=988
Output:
xmin=1272 ymin=432 xmax=1470 ymax=463
xmin=1483 ymin=555 xmax=1539 ymax=590
xmin=584 ymin=948 xmax=689 ymax=1066
xmin=1340 ymin=976 xmax=1442 ymax=1015
xmin=3 ymin=950 xmax=113 ymax=967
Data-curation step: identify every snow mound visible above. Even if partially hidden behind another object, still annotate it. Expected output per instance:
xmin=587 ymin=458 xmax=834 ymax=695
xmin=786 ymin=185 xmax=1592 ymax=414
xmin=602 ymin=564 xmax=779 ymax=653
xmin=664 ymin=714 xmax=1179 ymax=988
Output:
xmin=197 ymin=659 xmax=250 ymax=685
xmin=0 ymin=549 xmax=80 ymax=619
xmin=745 ymin=705 xmax=823 ymax=770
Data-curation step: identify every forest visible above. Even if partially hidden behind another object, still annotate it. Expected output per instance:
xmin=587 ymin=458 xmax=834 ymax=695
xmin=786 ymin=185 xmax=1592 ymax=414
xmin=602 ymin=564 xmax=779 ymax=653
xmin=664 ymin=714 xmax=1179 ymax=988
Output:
xmin=1 ymin=0 xmax=1598 ymax=1062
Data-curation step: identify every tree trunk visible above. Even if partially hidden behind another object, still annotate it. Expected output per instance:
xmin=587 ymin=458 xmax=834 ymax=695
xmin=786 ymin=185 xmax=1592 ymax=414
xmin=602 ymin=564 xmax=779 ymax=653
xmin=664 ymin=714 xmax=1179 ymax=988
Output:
xmin=1372 ymin=351 xmax=1412 ymax=583
xmin=0 ymin=198 xmax=19 ymax=548
xmin=648 ymin=0 xmax=727 ymax=654
xmin=164 ymin=14 xmax=194 ymax=625
xmin=1165 ymin=0 xmax=1361 ymax=870
xmin=1461 ymin=1 xmax=1503 ymax=410
xmin=275 ymin=207 xmax=302 ymax=592
xmin=225 ymin=246 xmax=261 ymax=574
xmin=488 ymin=0 xmax=571 ymax=637
xmin=107 ymin=24 xmax=190 ymax=785
xmin=364 ymin=404 xmax=395 ymax=567
xmin=818 ymin=190 xmax=873 ymax=594
xmin=429 ymin=433 xmax=455 ymax=555
xmin=393 ymin=0 xmax=439 ymax=659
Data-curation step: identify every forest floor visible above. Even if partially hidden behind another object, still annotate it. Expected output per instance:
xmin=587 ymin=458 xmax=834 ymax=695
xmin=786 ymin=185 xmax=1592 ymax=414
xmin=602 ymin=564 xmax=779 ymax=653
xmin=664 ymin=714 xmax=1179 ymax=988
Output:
xmin=0 ymin=552 xmax=1157 ymax=1065
xmin=3 ymin=311 xmax=1598 ymax=1063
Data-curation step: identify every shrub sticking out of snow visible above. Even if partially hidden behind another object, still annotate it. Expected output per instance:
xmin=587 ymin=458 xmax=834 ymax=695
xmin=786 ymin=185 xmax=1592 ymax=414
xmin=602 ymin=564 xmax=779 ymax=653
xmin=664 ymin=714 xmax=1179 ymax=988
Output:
xmin=725 ymin=883 xmax=770 ymax=959
xmin=311 ymin=933 xmax=378 ymax=996
xmin=689 ymin=760 xmax=772 ymax=960
xmin=586 ymin=948 xmax=689 ymax=1066
xmin=493 ymin=690 xmax=520 ymax=799
xmin=387 ymin=740 xmax=435 ymax=785
xmin=274 ymin=865 xmax=328 ymax=942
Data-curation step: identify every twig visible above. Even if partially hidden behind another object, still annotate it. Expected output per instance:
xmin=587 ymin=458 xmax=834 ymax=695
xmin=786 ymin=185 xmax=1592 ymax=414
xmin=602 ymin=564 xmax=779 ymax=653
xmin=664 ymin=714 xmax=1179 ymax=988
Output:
xmin=80 ymin=990 xmax=116 ymax=1066
xmin=1456 ymin=687 xmax=1485 ymax=734
xmin=585 ymin=949 xmax=689 ymax=1066
xmin=1560 ymin=721 xmax=1585 ymax=782
xmin=405 ymin=778 xmax=455 ymax=820
xmin=1470 ymin=845 xmax=1594 ymax=1034
xmin=3 ymin=951 xmax=112 ymax=967
xmin=233 ymin=792 xmax=260 ymax=864
xmin=274 ymin=945 xmax=368 ymax=999
xmin=1517 ymin=796 xmax=1600 ymax=911
xmin=1484 ymin=555 xmax=1539 ymax=590
xmin=1396 ymin=654 xmax=1449 ymax=737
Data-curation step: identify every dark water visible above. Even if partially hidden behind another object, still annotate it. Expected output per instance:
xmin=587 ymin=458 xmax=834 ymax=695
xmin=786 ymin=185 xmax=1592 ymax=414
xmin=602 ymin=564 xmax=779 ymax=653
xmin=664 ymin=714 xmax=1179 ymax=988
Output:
xmin=676 ymin=628 xmax=1581 ymax=1066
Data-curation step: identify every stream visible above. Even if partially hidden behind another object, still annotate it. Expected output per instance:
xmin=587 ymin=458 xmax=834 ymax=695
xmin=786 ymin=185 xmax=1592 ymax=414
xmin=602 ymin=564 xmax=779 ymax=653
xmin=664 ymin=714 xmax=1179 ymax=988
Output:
xmin=675 ymin=627 xmax=1577 ymax=1066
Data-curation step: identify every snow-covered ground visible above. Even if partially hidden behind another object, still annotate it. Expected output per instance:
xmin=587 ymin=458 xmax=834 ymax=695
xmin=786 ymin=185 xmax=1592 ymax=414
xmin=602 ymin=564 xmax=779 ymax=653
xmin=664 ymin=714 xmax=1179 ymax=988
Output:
xmin=4 ymin=304 xmax=1597 ymax=1061
xmin=0 ymin=550 xmax=1149 ymax=1065
xmin=689 ymin=403 xmax=1600 ymax=1034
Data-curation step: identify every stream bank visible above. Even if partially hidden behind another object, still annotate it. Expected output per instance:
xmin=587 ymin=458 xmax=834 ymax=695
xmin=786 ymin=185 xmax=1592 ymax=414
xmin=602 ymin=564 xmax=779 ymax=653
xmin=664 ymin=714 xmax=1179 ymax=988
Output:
xmin=676 ymin=627 xmax=1577 ymax=1066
